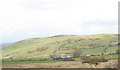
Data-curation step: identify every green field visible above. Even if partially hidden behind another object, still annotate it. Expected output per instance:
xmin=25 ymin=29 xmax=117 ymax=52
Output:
xmin=2 ymin=34 xmax=119 ymax=65
xmin=2 ymin=60 xmax=59 ymax=65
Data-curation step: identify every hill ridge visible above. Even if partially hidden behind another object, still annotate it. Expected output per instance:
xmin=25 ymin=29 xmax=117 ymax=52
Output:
xmin=2 ymin=34 xmax=119 ymax=59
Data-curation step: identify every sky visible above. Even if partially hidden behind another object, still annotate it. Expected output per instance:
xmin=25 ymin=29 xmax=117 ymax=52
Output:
xmin=0 ymin=0 xmax=119 ymax=43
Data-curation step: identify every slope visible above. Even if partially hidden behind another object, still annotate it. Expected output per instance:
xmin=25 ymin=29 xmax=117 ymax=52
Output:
xmin=2 ymin=34 xmax=119 ymax=59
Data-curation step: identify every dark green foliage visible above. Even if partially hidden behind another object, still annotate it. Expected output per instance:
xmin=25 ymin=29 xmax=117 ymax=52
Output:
xmin=73 ymin=49 xmax=82 ymax=57
xmin=61 ymin=58 xmax=75 ymax=61
xmin=116 ymin=49 xmax=120 ymax=54
xmin=81 ymin=57 xmax=108 ymax=65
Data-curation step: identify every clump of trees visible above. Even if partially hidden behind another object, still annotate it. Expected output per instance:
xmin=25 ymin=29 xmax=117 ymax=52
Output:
xmin=81 ymin=57 xmax=108 ymax=65
xmin=116 ymin=49 xmax=120 ymax=54
xmin=72 ymin=49 xmax=82 ymax=57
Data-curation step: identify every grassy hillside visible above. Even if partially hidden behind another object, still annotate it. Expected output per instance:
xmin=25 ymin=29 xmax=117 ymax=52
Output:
xmin=2 ymin=34 xmax=119 ymax=59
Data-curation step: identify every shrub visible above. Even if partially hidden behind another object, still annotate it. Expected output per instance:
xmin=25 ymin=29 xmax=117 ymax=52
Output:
xmin=73 ymin=49 xmax=82 ymax=57
xmin=100 ymin=57 xmax=108 ymax=62
xmin=61 ymin=58 xmax=75 ymax=61
xmin=116 ymin=49 xmax=120 ymax=54
xmin=81 ymin=57 xmax=108 ymax=65
xmin=80 ymin=56 xmax=91 ymax=61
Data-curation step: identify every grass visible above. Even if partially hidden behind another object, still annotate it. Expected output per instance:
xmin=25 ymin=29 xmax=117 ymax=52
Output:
xmin=2 ymin=34 xmax=119 ymax=59
xmin=56 ymin=50 xmax=74 ymax=54
xmin=2 ymin=34 xmax=119 ymax=68
xmin=73 ymin=54 xmax=119 ymax=62
xmin=2 ymin=60 xmax=60 ymax=65
xmin=2 ymin=57 xmax=48 ymax=62
xmin=73 ymin=58 xmax=82 ymax=61
xmin=3 ymin=54 xmax=119 ymax=65
xmin=96 ymin=55 xmax=119 ymax=59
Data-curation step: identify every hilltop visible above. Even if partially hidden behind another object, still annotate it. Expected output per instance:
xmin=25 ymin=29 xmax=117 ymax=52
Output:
xmin=2 ymin=34 xmax=119 ymax=59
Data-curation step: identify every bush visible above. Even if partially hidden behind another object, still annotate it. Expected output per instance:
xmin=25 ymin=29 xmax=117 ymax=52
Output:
xmin=100 ymin=57 xmax=108 ymax=62
xmin=61 ymin=58 xmax=75 ymax=61
xmin=116 ymin=49 xmax=120 ymax=54
xmin=80 ymin=56 xmax=91 ymax=60
xmin=73 ymin=49 xmax=82 ymax=57
xmin=81 ymin=57 xmax=108 ymax=65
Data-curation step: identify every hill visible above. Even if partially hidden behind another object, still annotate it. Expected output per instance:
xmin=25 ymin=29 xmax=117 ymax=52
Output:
xmin=2 ymin=34 xmax=119 ymax=59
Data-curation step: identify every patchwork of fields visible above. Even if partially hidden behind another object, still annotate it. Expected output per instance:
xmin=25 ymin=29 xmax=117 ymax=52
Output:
xmin=2 ymin=34 xmax=119 ymax=68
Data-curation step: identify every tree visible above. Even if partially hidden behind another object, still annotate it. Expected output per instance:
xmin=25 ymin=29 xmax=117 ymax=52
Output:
xmin=73 ymin=49 xmax=82 ymax=57
xmin=116 ymin=49 xmax=120 ymax=54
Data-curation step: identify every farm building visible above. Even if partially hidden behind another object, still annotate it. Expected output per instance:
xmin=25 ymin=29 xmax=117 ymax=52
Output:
xmin=61 ymin=56 xmax=73 ymax=58
xmin=49 ymin=55 xmax=73 ymax=60
xmin=84 ymin=55 xmax=95 ymax=56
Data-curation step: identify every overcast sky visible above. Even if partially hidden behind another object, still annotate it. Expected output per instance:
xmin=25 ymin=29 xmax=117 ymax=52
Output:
xmin=0 ymin=0 xmax=119 ymax=43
